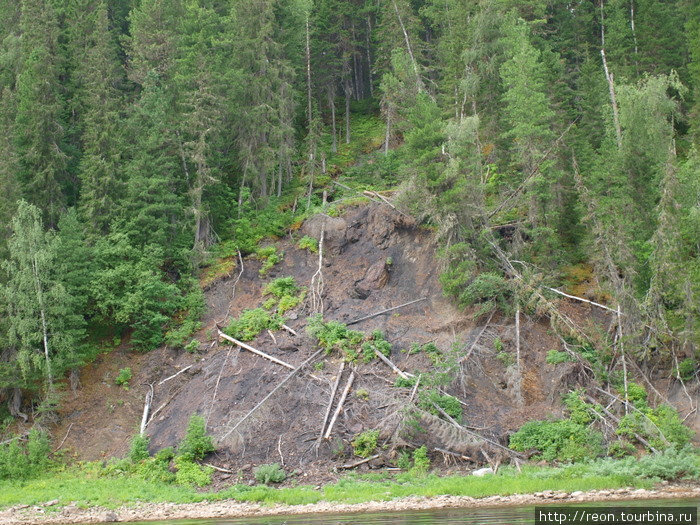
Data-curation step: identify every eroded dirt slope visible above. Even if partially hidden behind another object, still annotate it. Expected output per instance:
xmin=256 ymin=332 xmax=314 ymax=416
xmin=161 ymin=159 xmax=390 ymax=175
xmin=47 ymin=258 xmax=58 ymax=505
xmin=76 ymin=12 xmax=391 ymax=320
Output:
xmin=50 ymin=204 xmax=625 ymax=478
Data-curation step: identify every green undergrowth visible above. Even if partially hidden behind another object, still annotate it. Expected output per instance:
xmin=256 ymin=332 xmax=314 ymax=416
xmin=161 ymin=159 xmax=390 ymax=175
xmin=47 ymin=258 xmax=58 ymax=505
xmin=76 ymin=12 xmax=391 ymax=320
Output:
xmin=306 ymin=315 xmax=391 ymax=363
xmin=0 ymin=459 xmax=664 ymax=510
xmin=224 ymin=308 xmax=284 ymax=342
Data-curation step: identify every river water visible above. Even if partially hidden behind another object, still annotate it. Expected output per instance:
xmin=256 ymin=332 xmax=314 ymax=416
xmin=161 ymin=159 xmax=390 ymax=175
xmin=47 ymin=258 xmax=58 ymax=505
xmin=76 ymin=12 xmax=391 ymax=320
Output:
xmin=124 ymin=499 xmax=699 ymax=525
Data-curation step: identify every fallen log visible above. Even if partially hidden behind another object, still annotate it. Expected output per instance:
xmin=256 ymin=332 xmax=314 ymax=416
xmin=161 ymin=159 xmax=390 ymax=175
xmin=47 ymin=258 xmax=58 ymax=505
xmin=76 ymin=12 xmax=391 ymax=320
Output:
xmin=338 ymin=454 xmax=379 ymax=470
xmin=346 ymin=297 xmax=427 ymax=326
xmin=429 ymin=403 xmax=523 ymax=458
xmin=317 ymin=361 xmax=345 ymax=444
xmin=218 ymin=330 xmax=295 ymax=370
xmin=374 ymin=349 xmax=413 ymax=379
xmin=281 ymin=324 xmax=298 ymax=336
xmin=158 ymin=365 xmax=193 ymax=386
xmin=460 ymin=310 xmax=495 ymax=363
xmin=435 ymin=446 xmax=471 ymax=461
xmin=202 ymin=462 xmax=236 ymax=474
xmin=140 ymin=384 xmax=154 ymax=435
xmin=324 ymin=371 xmax=355 ymax=439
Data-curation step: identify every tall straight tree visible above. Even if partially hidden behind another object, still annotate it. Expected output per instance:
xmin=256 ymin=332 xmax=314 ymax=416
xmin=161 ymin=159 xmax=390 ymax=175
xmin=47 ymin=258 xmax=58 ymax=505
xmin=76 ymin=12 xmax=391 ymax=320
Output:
xmin=499 ymin=14 xmax=555 ymax=226
xmin=71 ymin=0 xmax=125 ymax=235
xmin=231 ymin=0 xmax=297 ymax=203
xmin=14 ymin=0 xmax=68 ymax=227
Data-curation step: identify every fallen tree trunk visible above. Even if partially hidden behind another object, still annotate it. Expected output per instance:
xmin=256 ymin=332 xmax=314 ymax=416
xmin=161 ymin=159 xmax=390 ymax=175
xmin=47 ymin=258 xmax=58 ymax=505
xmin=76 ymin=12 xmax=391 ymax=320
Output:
xmin=338 ymin=454 xmax=379 ymax=470
xmin=158 ymin=365 xmax=193 ymax=386
xmin=317 ymin=361 xmax=345 ymax=445
xmin=347 ymin=297 xmax=427 ymax=326
xmin=218 ymin=330 xmax=295 ymax=370
xmin=324 ymin=371 xmax=355 ymax=439
xmin=140 ymin=384 xmax=154 ymax=435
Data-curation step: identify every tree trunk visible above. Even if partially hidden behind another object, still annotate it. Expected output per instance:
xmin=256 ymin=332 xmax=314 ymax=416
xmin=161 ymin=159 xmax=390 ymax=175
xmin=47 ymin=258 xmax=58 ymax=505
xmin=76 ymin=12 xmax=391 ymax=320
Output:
xmin=329 ymin=88 xmax=337 ymax=153
xmin=32 ymin=255 xmax=52 ymax=389
xmin=601 ymin=49 xmax=622 ymax=149
xmin=365 ymin=15 xmax=373 ymax=97
xmin=9 ymin=388 xmax=28 ymax=422
xmin=345 ymin=78 xmax=351 ymax=145
xmin=305 ymin=14 xmax=313 ymax=125
xmin=391 ymin=0 xmax=424 ymax=93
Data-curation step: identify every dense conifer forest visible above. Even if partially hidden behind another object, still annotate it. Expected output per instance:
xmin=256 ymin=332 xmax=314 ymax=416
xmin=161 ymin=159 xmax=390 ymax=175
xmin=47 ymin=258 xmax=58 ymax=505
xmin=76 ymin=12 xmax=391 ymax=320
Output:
xmin=0 ymin=0 xmax=698 ymax=461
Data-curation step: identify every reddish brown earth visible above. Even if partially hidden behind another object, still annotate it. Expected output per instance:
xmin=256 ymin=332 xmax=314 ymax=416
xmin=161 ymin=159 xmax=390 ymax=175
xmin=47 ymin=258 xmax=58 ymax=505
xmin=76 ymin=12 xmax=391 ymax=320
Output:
xmin=44 ymin=203 xmax=698 ymax=484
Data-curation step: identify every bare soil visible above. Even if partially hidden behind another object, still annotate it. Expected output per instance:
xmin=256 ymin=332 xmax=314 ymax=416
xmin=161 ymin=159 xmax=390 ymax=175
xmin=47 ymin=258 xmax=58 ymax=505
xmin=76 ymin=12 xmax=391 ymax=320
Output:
xmin=47 ymin=203 xmax=699 ymax=484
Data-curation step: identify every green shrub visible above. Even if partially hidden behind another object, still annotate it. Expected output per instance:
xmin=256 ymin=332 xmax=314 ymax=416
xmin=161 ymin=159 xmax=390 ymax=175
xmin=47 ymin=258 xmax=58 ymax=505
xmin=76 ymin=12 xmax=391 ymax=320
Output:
xmin=263 ymin=277 xmax=299 ymax=298
xmin=225 ymin=308 xmax=283 ymax=341
xmin=394 ymin=376 xmax=418 ymax=388
xmin=174 ymin=456 xmax=213 ymax=486
xmin=128 ymin=434 xmax=151 ymax=463
xmin=496 ymin=350 xmax=515 ymax=366
xmin=263 ymin=297 xmax=277 ymax=310
xmin=419 ymin=390 xmax=463 ymax=421
xmin=115 ymin=367 xmax=132 ymax=388
xmin=608 ymin=440 xmax=636 ymax=458
xmin=306 ymin=314 xmax=364 ymax=355
xmin=184 ymin=339 xmax=200 ymax=353
xmin=675 ymin=358 xmax=697 ymax=382
xmin=617 ymin=403 xmax=692 ymax=451
xmin=254 ymin=463 xmax=287 ymax=484
xmin=546 ymin=350 xmax=574 ymax=364
xmin=352 ymin=430 xmax=380 ymax=458
xmin=298 ymin=236 xmax=319 ymax=253
xmin=397 ymin=450 xmax=412 ymax=469
xmin=563 ymin=390 xmax=594 ymax=425
xmin=458 ymin=272 xmax=512 ymax=314
xmin=0 ymin=429 xmax=52 ymax=481
xmin=257 ymin=246 xmax=283 ymax=276
xmin=411 ymin=445 xmax=430 ymax=474
xmin=278 ymin=293 xmax=303 ymax=314
xmin=509 ymin=419 xmax=603 ymax=462
xmin=588 ymin=446 xmax=700 ymax=481
xmin=178 ymin=415 xmax=215 ymax=461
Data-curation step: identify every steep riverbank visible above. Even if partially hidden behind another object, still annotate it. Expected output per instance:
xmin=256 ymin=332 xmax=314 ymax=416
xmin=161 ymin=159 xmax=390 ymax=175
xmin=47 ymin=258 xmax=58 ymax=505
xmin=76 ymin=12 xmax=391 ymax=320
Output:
xmin=2 ymin=485 xmax=699 ymax=525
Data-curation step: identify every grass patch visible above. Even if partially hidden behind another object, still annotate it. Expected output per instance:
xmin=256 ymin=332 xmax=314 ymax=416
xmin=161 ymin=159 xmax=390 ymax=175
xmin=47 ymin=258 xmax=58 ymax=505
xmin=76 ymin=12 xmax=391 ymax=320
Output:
xmin=0 ymin=461 xmax=652 ymax=510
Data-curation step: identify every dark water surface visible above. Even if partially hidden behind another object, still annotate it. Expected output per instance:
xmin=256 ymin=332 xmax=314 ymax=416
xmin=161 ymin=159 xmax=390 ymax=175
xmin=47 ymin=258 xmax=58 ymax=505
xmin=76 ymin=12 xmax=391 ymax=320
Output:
xmin=125 ymin=499 xmax=699 ymax=525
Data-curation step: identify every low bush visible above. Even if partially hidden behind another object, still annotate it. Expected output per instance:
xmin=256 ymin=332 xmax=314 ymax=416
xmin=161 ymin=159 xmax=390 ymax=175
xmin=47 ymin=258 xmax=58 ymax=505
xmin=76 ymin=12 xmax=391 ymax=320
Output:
xmin=586 ymin=446 xmax=700 ymax=481
xmin=418 ymin=390 xmax=463 ymax=421
xmin=509 ymin=419 xmax=603 ymax=463
xmin=411 ymin=445 xmax=430 ymax=474
xmin=617 ymin=403 xmax=692 ymax=451
xmin=178 ymin=415 xmax=215 ymax=461
xmin=306 ymin=314 xmax=363 ymax=357
xmin=546 ymin=350 xmax=574 ymax=365
xmin=254 ymin=463 xmax=287 ymax=484
xmin=225 ymin=308 xmax=283 ymax=341
xmin=298 ymin=236 xmax=319 ymax=253
xmin=115 ymin=367 xmax=132 ymax=388
xmin=257 ymin=246 xmax=283 ymax=276
xmin=352 ymin=430 xmax=380 ymax=458
xmin=174 ymin=456 xmax=213 ymax=487
xmin=263 ymin=277 xmax=299 ymax=298
xmin=128 ymin=434 xmax=150 ymax=463
xmin=0 ymin=429 xmax=52 ymax=481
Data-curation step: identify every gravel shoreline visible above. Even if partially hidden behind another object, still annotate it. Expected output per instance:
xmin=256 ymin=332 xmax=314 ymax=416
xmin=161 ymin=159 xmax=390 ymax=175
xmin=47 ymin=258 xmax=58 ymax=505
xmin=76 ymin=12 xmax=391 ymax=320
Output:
xmin=2 ymin=485 xmax=699 ymax=525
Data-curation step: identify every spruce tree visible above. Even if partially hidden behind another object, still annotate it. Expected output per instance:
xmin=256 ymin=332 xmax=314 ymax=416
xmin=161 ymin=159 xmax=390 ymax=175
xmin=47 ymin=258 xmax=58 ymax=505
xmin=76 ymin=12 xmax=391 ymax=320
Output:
xmin=14 ymin=0 xmax=68 ymax=227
